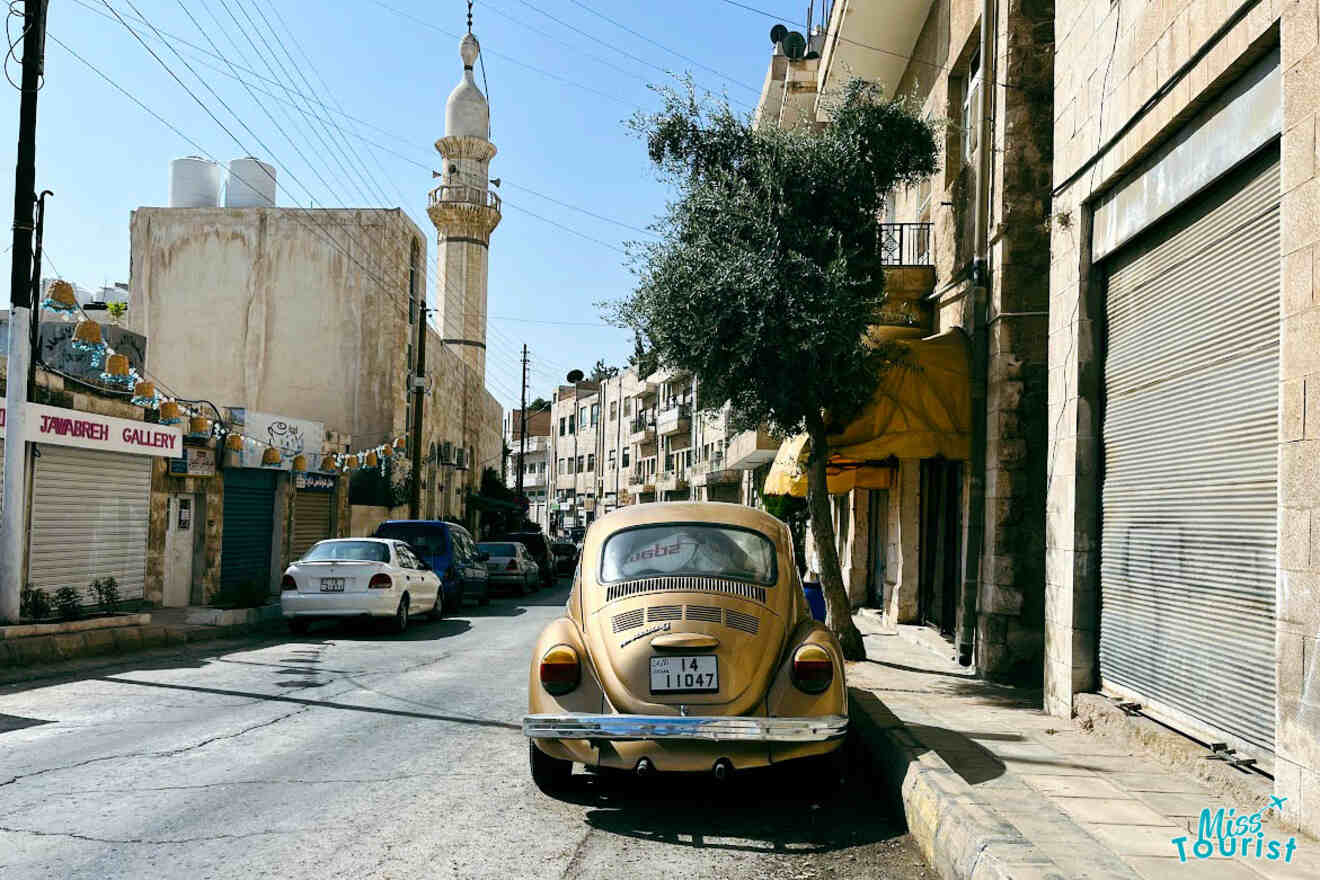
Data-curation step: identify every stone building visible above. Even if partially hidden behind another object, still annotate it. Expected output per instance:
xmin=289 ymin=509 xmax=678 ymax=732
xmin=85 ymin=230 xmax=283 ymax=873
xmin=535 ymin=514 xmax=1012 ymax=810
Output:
xmin=129 ymin=32 xmax=503 ymax=544
xmin=755 ymin=0 xmax=1054 ymax=676
xmin=505 ymin=406 xmax=552 ymax=529
xmin=1047 ymin=0 xmax=1319 ymax=833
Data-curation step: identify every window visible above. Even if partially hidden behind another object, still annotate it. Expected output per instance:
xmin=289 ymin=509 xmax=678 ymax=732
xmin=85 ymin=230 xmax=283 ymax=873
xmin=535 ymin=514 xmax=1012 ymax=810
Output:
xmin=591 ymin=404 xmax=600 ymax=426
xmin=599 ymin=525 xmax=777 ymax=584
xmin=961 ymin=47 xmax=981 ymax=165
xmin=568 ymin=414 xmax=576 ymax=434
xmin=559 ymin=417 xmax=566 ymax=437
xmin=407 ymin=342 xmax=414 ymax=371
xmin=587 ymin=453 xmax=595 ymax=472
xmin=302 ymin=540 xmax=390 ymax=562
xmin=608 ymin=450 xmax=616 ymax=469
xmin=622 ymin=448 xmax=631 ymax=468
xmin=558 ymin=457 xmax=565 ymax=474
xmin=577 ymin=455 xmax=585 ymax=473
xmin=568 ymin=457 xmax=576 ymax=474
xmin=580 ymin=406 xmax=588 ymax=426
xmin=610 ymin=401 xmax=617 ymax=421
xmin=624 ymin=398 xmax=632 ymax=417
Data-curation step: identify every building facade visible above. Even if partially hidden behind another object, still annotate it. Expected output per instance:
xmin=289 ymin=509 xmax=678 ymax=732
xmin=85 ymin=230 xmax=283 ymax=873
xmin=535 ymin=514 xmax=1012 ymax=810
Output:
xmin=505 ymin=407 xmax=552 ymax=529
xmin=1046 ymin=0 xmax=1319 ymax=833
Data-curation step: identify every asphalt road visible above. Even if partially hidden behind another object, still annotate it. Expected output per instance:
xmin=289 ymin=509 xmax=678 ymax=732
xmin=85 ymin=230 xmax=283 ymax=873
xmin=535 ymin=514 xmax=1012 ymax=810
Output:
xmin=0 ymin=578 xmax=932 ymax=880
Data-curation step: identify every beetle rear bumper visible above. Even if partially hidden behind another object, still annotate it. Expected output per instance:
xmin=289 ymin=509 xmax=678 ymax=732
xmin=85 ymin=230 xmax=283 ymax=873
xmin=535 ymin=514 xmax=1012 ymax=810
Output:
xmin=522 ymin=713 xmax=848 ymax=743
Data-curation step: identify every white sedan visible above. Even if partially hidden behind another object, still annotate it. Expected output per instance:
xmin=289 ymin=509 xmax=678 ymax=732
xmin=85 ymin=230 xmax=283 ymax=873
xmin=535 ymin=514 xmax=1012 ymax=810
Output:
xmin=281 ymin=538 xmax=442 ymax=634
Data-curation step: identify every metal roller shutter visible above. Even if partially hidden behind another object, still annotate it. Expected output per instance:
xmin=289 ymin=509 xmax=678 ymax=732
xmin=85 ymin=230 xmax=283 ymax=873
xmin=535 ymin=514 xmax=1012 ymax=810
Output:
xmin=221 ymin=469 xmax=276 ymax=592
xmin=28 ymin=445 xmax=152 ymax=602
xmin=1100 ymin=146 xmax=1280 ymax=754
xmin=291 ymin=490 xmax=331 ymax=560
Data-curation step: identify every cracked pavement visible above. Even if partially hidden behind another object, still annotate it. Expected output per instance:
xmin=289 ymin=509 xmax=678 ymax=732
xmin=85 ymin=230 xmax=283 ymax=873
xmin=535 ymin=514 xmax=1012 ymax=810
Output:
xmin=0 ymin=580 xmax=931 ymax=879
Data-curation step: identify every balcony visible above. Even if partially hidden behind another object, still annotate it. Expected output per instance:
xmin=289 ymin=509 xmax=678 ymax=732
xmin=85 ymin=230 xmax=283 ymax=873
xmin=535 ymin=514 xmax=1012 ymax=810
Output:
xmin=518 ymin=471 xmax=547 ymax=489
xmin=656 ymin=467 xmax=689 ymax=493
xmin=705 ymin=453 xmax=741 ymax=486
xmin=628 ymin=467 xmax=655 ymax=494
xmin=510 ymin=435 xmax=550 ymax=455
xmin=629 ymin=414 xmax=656 ymax=444
xmin=426 ymin=183 xmax=501 ymax=238
xmin=726 ymin=427 xmax=779 ymax=470
xmin=657 ymin=403 xmax=692 ymax=437
xmin=877 ymin=222 xmax=936 ymax=329
xmin=879 ymin=222 xmax=932 ymax=267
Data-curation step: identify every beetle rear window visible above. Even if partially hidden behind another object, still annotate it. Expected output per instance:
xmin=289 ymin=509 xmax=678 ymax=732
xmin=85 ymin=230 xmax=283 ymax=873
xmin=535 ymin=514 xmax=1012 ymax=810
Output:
xmin=599 ymin=525 xmax=776 ymax=585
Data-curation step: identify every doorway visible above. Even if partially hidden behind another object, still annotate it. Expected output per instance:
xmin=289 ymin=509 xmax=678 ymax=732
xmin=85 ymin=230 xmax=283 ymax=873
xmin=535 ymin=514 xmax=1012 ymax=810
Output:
xmin=164 ymin=493 xmax=199 ymax=607
xmin=919 ymin=459 xmax=963 ymax=636
xmin=866 ymin=489 xmax=889 ymax=607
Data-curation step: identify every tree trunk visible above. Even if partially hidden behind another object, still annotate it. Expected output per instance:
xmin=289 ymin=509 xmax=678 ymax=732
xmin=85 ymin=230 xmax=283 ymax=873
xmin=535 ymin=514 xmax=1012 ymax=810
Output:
xmin=805 ymin=417 xmax=866 ymax=660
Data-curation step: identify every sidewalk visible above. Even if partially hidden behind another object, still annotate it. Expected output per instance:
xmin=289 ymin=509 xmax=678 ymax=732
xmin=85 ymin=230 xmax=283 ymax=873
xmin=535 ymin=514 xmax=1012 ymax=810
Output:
xmin=846 ymin=614 xmax=1318 ymax=880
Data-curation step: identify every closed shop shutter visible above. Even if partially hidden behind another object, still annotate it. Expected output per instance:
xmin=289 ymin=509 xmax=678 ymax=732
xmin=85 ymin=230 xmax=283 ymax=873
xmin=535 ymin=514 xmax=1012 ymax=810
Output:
xmin=1100 ymin=146 xmax=1279 ymax=754
xmin=28 ymin=445 xmax=152 ymax=602
xmin=291 ymin=490 xmax=332 ymax=560
xmin=221 ymin=469 xmax=276 ymax=592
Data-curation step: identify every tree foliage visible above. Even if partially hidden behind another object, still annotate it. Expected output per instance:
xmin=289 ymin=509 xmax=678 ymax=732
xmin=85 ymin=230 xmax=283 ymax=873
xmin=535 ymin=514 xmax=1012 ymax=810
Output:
xmin=590 ymin=359 xmax=619 ymax=382
xmin=608 ymin=80 xmax=938 ymax=658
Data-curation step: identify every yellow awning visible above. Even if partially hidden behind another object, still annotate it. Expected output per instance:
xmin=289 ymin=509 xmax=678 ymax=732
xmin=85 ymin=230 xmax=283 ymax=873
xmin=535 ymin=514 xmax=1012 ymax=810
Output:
xmin=762 ymin=327 xmax=971 ymax=498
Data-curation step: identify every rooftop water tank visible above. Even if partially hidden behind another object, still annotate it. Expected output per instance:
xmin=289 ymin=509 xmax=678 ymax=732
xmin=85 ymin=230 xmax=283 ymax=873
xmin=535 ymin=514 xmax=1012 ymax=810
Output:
xmin=224 ymin=157 xmax=276 ymax=207
xmin=169 ymin=157 xmax=223 ymax=207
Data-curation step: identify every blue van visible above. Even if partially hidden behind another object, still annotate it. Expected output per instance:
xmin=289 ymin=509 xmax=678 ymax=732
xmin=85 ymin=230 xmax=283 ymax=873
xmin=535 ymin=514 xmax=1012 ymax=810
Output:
xmin=371 ymin=520 xmax=490 ymax=609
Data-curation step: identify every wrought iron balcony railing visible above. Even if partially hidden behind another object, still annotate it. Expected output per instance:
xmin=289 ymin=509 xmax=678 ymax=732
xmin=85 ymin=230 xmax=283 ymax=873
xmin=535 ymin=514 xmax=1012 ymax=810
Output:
xmin=428 ymin=183 xmax=501 ymax=211
xmin=879 ymin=222 xmax=933 ymax=267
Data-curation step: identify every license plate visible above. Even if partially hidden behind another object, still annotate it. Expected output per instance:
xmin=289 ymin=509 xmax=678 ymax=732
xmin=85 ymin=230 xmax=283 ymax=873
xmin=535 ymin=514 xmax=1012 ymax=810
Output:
xmin=650 ymin=655 xmax=718 ymax=693
xmin=320 ymin=578 xmax=345 ymax=592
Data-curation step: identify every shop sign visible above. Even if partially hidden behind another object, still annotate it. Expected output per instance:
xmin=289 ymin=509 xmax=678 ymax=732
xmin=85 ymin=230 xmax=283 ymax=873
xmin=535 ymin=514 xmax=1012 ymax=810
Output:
xmin=169 ymin=446 xmax=215 ymax=477
xmin=295 ymin=472 xmax=336 ymax=492
xmin=1 ymin=401 xmax=182 ymax=457
xmin=228 ymin=408 xmax=325 ymax=471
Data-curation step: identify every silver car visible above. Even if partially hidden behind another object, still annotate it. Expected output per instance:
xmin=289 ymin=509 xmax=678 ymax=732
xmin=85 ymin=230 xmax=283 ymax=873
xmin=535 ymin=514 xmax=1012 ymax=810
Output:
xmin=477 ymin=541 xmax=540 ymax=596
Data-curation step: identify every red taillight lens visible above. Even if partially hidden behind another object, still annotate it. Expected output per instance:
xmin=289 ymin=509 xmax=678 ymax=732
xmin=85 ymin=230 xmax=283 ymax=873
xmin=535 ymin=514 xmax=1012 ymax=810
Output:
xmin=281 ymin=574 xmax=297 ymax=591
xmin=507 ymin=560 xmax=519 ymax=571
xmin=539 ymin=644 xmax=580 ymax=696
xmin=368 ymin=573 xmax=393 ymax=590
xmin=791 ymin=644 xmax=834 ymax=694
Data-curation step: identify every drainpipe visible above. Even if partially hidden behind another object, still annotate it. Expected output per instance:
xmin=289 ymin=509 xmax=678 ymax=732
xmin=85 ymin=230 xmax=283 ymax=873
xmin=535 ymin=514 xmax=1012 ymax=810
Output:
xmin=959 ymin=0 xmax=995 ymax=668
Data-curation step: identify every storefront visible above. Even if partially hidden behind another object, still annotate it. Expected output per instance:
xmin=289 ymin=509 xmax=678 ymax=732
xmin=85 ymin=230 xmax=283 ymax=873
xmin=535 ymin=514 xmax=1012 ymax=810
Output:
xmin=292 ymin=472 xmax=336 ymax=560
xmin=1 ymin=401 xmax=182 ymax=604
xmin=1091 ymin=52 xmax=1282 ymax=758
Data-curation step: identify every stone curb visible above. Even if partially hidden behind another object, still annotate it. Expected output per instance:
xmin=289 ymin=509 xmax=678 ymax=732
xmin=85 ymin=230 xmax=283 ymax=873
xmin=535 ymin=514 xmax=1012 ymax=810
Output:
xmin=849 ymin=687 xmax=1067 ymax=880
xmin=0 ymin=612 xmax=285 ymax=671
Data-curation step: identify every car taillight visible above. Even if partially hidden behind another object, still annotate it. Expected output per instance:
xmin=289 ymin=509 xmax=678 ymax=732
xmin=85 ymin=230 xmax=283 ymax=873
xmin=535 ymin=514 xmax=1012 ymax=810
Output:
xmin=791 ymin=644 xmax=834 ymax=694
xmin=368 ymin=573 xmax=393 ymax=590
xmin=507 ymin=560 xmax=519 ymax=571
xmin=539 ymin=644 xmax=580 ymax=696
xmin=280 ymin=574 xmax=297 ymax=591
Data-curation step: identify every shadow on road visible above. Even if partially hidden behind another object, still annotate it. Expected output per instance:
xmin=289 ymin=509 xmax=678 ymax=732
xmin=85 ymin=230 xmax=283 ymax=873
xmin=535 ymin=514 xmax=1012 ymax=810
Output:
xmin=560 ymin=760 xmax=904 ymax=856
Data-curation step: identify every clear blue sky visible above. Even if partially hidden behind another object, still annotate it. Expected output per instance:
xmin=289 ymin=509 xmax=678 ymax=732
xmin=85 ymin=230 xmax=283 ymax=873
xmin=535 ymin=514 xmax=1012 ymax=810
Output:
xmin=0 ymin=0 xmax=807 ymax=412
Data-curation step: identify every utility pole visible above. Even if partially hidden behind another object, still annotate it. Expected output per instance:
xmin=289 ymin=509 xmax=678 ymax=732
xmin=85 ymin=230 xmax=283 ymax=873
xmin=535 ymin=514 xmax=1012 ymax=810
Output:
xmin=517 ymin=343 xmax=527 ymax=497
xmin=2 ymin=0 xmax=49 ymax=624
xmin=408 ymin=304 xmax=428 ymax=519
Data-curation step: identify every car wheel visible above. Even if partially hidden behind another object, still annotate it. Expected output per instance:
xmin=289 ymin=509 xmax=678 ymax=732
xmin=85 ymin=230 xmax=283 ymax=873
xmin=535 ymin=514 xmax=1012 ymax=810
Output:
xmin=529 ymin=741 xmax=572 ymax=795
xmin=288 ymin=619 xmax=309 ymax=635
xmin=430 ymin=590 xmax=444 ymax=621
xmin=392 ymin=598 xmax=409 ymax=634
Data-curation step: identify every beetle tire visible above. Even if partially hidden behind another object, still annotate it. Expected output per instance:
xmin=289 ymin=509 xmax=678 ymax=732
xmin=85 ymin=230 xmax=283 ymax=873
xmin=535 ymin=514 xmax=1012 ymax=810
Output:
xmin=529 ymin=741 xmax=572 ymax=795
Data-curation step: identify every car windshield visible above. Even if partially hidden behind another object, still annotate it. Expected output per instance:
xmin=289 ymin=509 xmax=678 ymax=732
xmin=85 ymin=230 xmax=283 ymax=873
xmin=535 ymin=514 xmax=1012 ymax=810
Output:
xmin=374 ymin=524 xmax=449 ymax=555
xmin=301 ymin=541 xmax=390 ymax=563
xmin=478 ymin=543 xmax=516 ymax=557
xmin=599 ymin=524 xmax=776 ymax=585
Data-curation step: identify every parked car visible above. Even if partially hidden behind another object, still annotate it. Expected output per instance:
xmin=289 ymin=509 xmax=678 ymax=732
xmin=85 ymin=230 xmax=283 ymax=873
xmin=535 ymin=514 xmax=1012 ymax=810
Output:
xmin=488 ymin=530 xmax=554 ymax=588
xmin=478 ymin=541 xmax=540 ymax=595
xmin=551 ymin=541 xmax=578 ymax=575
xmin=371 ymin=520 xmax=490 ymax=609
xmin=281 ymin=538 xmax=442 ymax=634
xmin=523 ymin=502 xmax=848 ymax=794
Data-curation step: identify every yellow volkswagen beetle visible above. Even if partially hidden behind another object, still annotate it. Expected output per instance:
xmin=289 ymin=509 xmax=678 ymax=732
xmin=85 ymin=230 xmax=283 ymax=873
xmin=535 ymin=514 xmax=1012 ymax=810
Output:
xmin=523 ymin=502 xmax=847 ymax=793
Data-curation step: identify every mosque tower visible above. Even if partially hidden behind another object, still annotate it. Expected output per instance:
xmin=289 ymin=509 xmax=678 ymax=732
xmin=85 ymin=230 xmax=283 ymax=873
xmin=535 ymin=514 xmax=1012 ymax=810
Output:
xmin=428 ymin=21 xmax=500 ymax=388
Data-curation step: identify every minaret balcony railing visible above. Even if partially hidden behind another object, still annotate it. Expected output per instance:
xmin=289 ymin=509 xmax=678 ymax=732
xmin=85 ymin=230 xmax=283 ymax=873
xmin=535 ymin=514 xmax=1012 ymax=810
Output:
xmin=429 ymin=183 xmax=501 ymax=211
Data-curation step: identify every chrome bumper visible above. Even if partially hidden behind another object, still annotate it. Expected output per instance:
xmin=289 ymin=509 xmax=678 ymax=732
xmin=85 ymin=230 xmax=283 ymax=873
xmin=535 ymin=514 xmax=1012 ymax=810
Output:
xmin=522 ymin=713 xmax=848 ymax=743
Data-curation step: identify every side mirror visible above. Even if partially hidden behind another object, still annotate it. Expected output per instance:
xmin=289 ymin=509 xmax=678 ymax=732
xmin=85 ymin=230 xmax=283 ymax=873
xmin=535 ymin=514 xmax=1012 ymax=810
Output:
xmin=476 ymin=551 xmax=490 ymax=562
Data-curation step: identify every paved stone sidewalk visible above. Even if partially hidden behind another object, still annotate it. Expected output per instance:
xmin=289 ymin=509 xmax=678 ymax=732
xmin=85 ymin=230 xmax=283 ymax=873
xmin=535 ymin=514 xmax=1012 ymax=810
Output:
xmin=847 ymin=617 xmax=1318 ymax=880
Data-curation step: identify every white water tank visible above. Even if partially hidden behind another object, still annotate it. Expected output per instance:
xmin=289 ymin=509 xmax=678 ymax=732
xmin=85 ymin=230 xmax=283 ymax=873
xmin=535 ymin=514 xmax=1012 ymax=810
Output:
xmin=224 ymin=157 xmax=277 ymax=207
xmin=169 ymin=157 xmax=223 ymax=207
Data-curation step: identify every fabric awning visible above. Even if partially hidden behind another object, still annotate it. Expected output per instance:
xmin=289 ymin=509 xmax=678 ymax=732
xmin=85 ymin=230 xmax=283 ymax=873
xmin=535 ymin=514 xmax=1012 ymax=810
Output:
xmin=762 ymin=327 xmax=972 ymax=498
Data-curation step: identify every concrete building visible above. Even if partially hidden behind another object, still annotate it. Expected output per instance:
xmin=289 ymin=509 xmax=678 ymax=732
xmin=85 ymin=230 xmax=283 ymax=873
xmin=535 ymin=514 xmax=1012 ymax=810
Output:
xmin=129 ymin=32 xmax=503 ymax=538
xmin=505 ymin=407 xmax=551 ymax=529
xmin=756 ymin=2 xmax=1053 ymax=667
xmin=1046 ymin=0 xmax=1319 ymax=833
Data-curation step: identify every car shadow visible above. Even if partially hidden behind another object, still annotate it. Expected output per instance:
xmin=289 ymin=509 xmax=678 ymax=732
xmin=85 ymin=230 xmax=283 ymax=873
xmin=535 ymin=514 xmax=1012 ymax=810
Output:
xmin=561 ymin=757 xmax=903 ymax=855
xmin=301 ymin=617 xmax=474 ymax=642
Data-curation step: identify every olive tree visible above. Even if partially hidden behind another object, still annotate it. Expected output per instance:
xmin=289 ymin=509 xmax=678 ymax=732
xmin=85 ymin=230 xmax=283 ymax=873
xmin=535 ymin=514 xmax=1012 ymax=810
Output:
xmin=609 ymin=81 xmax=937 ymax=659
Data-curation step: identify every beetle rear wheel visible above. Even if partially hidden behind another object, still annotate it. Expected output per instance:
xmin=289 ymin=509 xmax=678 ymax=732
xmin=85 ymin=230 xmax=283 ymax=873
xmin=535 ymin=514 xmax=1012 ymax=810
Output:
xmin=529 ymin=741 xmax=572 ymax=795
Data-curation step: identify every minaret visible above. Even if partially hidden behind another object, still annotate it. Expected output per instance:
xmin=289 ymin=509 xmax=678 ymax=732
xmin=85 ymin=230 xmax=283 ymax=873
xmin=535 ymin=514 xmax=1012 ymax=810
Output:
xmin=428 ymin=25 xmax=500 ymax=388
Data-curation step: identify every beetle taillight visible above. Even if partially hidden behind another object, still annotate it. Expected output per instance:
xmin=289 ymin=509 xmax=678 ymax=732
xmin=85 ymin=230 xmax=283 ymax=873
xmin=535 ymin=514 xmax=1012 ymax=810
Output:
xmin=368 ymin=573 xmax=393 ymax=590
xmin=539 ymin=644 xmax=580 ymax=696
xmin=280 ymin=574 xmax=297 ymax=591
xmin=791 ymin=644 xmax=834 ymax=694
